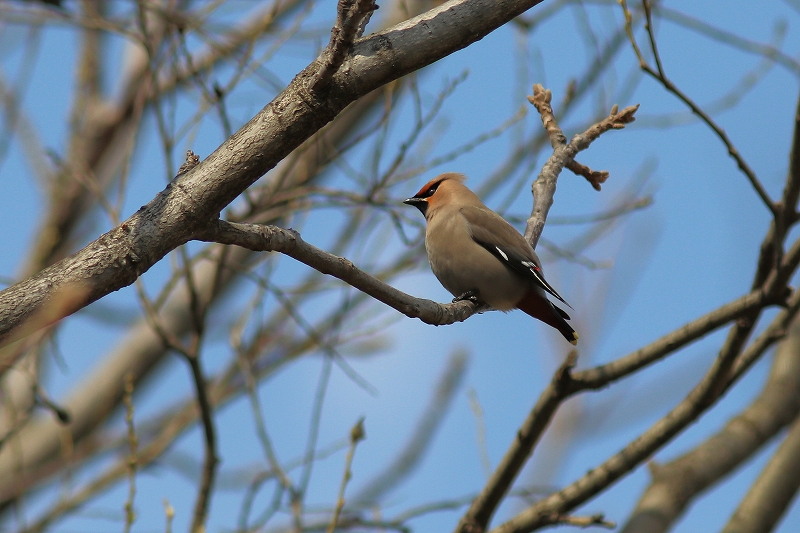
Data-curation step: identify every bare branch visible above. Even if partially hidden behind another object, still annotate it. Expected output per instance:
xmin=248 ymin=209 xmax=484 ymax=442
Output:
xmin=619 ymin=0 xmax=776 ymax=217
xmin=654 ymin=4 xmax=800 ymax=75
xmin=0 ymin=0 xmax=546 ymax=355
xmin=620 ymin=315 xmax=800 ymax=533
xmin=309 ymin=0 xmax=379 ymax=92
xmin=456 ymin=352 xmax=577 ymax=533
xmin=194 ymin=220 xmax=480 ymax=326
xmin=489 ymin=289 xmax=800 ymax=533
xmin=327 ymin=418 xmax=366 ymax=533
xmin=185 ymin=349 xmax=218 ymax=533
xmin=554 ymin=513 xmax=615 ymax=529
xmin=722 ymin=410 xmax=800 ymax=533
xmin=0 ymin=0 xmax=437 ymax=499
xmin=122 ymin=374 xmax=137 ymax=533
xmin=568 ymin=287 xmax=773 ymax=391
xmin=565 ymin=160 xmax=608 ymax=191
xmin=524 ymin=84 xmax=638 ymax=247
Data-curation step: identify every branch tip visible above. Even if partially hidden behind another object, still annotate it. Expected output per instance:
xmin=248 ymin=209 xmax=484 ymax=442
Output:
xmin=555 ymin=350 xmax=578 ymax=385
xmin=176 ymin=150 xmax=200 ymax=177
xmin=566 ymin=160 xmax=608 ymax=191
xmin=554 ymin=512 xmax=615 ymax=529
xmin=309 ymin=0 xmax=379 ymax=92
xmin=529 ymin=84 xmax=564 ymax=146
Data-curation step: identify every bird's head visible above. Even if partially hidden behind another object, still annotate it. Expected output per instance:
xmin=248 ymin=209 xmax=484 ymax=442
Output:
xmin=403 ymin=172 xmax=470 ymax=218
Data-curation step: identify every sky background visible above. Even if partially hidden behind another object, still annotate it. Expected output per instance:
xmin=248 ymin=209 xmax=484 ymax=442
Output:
xmin=1 ymin=0 xmax=800 ymax=532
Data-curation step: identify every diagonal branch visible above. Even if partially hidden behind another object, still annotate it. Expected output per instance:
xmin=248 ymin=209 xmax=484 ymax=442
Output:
xmin=193 ymin=220 xmax=480 ymax=326
xmin=0 ymin=0 xmax=446 ymax=502
xmin=721 ymin=407 xmax=800 ymax=533
xmin=455 ymin=352 xmax=577 ymax=533
xmin=620 ymin=314 xmax=800 ymax=533
xmin=0 ymin=0 xmax=547 ymax=357
xmin=490 ymin=288 xmax=800 ymax=533
xmin=620 ymin=0 xmax=776 ymax=217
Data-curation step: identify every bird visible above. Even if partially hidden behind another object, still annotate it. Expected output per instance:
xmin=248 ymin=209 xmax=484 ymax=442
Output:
xmin=403 ymin=172 xmax=578 ymax=345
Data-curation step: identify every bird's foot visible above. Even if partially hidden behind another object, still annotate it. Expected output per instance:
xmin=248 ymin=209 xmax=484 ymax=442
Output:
xmin=453 ymin=290 xmax=480 ymax=304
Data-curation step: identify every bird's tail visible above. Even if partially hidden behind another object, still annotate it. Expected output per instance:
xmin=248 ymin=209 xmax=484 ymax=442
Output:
xmin=516 ymin=292 xmax=579 ymax=345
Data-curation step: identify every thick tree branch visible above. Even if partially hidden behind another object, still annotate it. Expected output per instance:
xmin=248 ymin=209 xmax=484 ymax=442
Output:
xmin=722 ymin=410 xmax=800 ymax=533
xmin=0 ymin=0 xmax=441 ymax=500
xmin=489 ymin=288 xmax=800 ymax=533
xmin=620 ymin=315 xmax=800 ymax=533
xmin=0 ymin=0 xmax=545 ymax=356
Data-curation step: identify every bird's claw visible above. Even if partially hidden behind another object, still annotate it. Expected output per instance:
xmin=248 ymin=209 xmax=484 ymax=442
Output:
xmin=453 ymin=290 xmax=480 ymax=304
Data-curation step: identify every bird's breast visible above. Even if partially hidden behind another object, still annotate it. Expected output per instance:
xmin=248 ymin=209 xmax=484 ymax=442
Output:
xmin=425 ymin=213 xmax=527 ymax=310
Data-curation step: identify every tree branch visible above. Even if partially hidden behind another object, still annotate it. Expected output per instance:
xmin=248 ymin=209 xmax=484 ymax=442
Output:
xmin=0 ymin=0 xmax=545 ymax=356
xmin=620 ymin=0 xmax=776 ymax=217
xmin=309 ymin=0 xmax=379 ymax=92
xmin=489 ymin=289 xmax=800 ymax=533
xmin=0 ymin=0 xmax=441 ymax=500
xmin=455 ymin=352 xmax=577 ymax=533
xmin=194 ymin=220 xmax=480 ymax=326
xmin=568 ymin=287 xmax=773 ymax=391
xmin=524 ymin=84 xmax=638 ymax=247
xmin=722 ymin=409 xmax=800 ymax=533
xmin=620 ymin=314 xmax=800 ymax=533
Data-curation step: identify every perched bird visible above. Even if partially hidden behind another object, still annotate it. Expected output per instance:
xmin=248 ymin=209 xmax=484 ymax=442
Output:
xmin=404 ymin=173 xmax=578 ymax=345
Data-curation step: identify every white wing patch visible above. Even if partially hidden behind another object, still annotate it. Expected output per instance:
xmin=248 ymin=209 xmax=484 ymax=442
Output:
xmin=483 ymin=241 xmax=573 ymax=309
xmin=521 ymin=260 xmax=571 ymax=308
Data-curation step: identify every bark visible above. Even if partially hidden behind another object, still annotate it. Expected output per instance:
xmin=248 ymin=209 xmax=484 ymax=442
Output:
xmin=0 ymin=0 xmax=545 ymax=356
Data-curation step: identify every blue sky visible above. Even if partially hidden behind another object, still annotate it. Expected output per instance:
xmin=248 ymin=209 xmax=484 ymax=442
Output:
xmin=1 ymin=1 xmax=800 ymax=532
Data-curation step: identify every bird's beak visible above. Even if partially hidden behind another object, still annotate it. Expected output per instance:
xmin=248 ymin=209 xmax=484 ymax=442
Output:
xmin=403 ymin=197 xmax=428 ymax=215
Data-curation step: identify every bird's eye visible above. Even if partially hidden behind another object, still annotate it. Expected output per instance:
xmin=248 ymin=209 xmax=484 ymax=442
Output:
xmin=424 ymin=183 xmax=440 ymax=197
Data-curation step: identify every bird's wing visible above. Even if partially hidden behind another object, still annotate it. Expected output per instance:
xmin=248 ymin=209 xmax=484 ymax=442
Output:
xmin=460 ymin=206 xmax=572 ymax=309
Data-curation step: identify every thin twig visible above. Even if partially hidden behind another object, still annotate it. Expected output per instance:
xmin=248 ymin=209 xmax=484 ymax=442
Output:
xmin=163 ymin=500 xmax=175 ymax=533
xmin=186 ymin=345 xmax=218 ymax=533
xmin=554 ymin=513 xmax=615 ymax=529
xmin=32 ymin=383 xmax=70 ymax=424
xmin=327 ymin=418 xmax=366 ymax=533
xmin=467 ymin=388 xmax=492 ymax=480
xmin=524 ymin=84 xmax=638 ymax=247
xmin=456 ymin=352 xmax=577 ymax=533
xmin=122 ymin=373 xmax=137 ymax=533
xmin=619 ymin=0 xmax=776 ymax=217
xmin=565 ymin=159 xmax=608 ymax=191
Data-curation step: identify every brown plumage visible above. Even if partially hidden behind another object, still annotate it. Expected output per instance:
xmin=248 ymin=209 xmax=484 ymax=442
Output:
xmin=404 ymin=172 xmax=578 ymax=345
